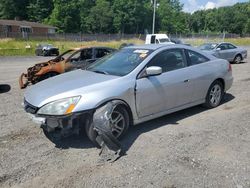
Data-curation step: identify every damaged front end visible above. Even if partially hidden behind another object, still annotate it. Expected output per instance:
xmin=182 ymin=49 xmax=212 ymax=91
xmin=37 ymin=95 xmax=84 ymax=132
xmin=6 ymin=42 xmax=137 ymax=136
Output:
xmin=19 ymin=62 xmax=51 ymax=89
xmin=25 ymin=99 xmax=127 ymax=162
xmin=41 ymin=110 xmax=94 ymax=140
xmin=25 ymin=102 xmax=94 ymax=140
xmin=93 ymin=101 xmax=128 ymax=162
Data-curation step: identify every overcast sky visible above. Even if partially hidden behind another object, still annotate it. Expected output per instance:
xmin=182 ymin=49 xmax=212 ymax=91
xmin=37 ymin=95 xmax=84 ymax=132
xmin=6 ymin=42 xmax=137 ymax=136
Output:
xmin=180 ymin=0 xmax=249 ymax=13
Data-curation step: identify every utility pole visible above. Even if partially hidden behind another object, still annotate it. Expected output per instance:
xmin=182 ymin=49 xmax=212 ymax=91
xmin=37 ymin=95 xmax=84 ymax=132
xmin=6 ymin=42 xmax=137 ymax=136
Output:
xmin=152 ymin=0 xmax=156 ymax=34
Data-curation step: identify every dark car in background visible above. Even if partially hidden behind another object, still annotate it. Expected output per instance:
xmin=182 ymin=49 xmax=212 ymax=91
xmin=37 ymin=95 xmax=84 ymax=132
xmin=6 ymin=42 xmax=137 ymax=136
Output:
xmin=35 ymin=44 xmax=59 ymax=56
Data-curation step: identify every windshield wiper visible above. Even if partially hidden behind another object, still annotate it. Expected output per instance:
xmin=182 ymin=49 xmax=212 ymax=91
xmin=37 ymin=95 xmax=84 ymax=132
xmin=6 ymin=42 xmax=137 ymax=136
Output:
xmin=93 ymin=70 xmax=109 ymax=75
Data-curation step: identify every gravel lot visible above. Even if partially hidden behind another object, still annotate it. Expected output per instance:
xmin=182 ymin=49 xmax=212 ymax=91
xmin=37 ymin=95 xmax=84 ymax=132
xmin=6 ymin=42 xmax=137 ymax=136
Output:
xmin=0 ymin=50 xmax=250 ymax=188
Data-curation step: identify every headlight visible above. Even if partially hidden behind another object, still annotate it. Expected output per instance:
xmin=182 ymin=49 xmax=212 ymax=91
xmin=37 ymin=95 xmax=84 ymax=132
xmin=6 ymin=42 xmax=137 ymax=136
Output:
xmin=37 ymin=96 xmax=81 ymax=115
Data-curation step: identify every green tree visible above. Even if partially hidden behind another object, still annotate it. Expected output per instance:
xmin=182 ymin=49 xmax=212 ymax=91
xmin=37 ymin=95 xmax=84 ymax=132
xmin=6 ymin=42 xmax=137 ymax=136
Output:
xmin=112 ymin=0 xmax=152 ymax=34
xmin=27 ymin=0 xmax=54 ymax=22
xmin=0 ymin=0 xmax=29 ymax=20
xmin=85 ymin=0 xmax=113 ymax=33
xmin=79 ymin=0 xmax=95 ymax=33
xmin=243 ymin=3 xmax=250 ymax=34
xmin=157 ymin=0 xmax=188 ymax=34
xmin=46 ymin=0 xmax=80 ymax=33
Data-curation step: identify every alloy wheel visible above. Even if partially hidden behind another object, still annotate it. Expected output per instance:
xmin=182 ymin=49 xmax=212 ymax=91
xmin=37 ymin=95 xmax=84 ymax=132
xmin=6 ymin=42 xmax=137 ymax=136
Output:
xmin=234 ymin=55 xmax=242 ymax=64
xmin=110 ymin=110 xmax=126 ymax=138
xmin=209 ymin=84 xmax=222 ymax=107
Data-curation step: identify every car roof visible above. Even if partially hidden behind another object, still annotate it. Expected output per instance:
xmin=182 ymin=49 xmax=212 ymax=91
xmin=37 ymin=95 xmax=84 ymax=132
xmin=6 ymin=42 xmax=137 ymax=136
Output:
xmin=126 ymin=44 xmax=217 ymax=60
xmin=203 ymin=42 xmax=235 ymax=45
xmin=126 ymin=44 xmax=190 ymax=51
xmin=71 ymin=46 xmax=115 ymax=51
xmin=202 ymin=42 xmax=218 ymax=45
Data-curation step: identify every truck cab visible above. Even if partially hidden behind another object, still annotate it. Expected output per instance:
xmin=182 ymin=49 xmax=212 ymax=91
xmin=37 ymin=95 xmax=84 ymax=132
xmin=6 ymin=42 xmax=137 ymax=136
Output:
xmin=145 ymin=34 xmax=174 ymax=45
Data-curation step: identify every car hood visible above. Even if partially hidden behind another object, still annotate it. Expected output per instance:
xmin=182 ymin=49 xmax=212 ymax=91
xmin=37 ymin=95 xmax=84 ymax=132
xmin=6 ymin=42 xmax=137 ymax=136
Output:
xmin=24 ymin=70 xmax=119 ymax=107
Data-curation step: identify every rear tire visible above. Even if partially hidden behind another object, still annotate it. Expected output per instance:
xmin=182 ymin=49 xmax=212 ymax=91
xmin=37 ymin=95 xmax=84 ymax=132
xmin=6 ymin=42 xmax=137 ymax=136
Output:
xmin=233 ymin=54 xmax=242 ymax=64
xmin=43 ymin=50 xmax=48 ymax=56
xmin=85 ymin=105 xmax=130 ymax=144
xmin=35 ymin=50 xmax=39 ymax=56
xmin=203 ymin=80 xmax=224 ymax=108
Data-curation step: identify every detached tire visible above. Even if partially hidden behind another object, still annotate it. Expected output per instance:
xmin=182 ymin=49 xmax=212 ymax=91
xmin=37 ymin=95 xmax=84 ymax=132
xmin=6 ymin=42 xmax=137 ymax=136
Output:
xmin=233 ymin=54 xmax=242 ymax=64
xmin=85 ymin=105 xmax=130 ymax=144
xmin=203 ymin=80 xmax=224 ymax=108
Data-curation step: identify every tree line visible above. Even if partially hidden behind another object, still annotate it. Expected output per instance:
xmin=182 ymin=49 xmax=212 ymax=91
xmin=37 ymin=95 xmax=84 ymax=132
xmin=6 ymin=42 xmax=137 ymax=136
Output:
xmin=0 ymin=0 xmax=249 ymax=35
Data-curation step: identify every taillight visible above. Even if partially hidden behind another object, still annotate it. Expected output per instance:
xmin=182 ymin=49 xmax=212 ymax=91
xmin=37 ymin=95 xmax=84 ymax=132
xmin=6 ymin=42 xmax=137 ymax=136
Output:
xmin=228 ymin=63 xmax=232 ymax=72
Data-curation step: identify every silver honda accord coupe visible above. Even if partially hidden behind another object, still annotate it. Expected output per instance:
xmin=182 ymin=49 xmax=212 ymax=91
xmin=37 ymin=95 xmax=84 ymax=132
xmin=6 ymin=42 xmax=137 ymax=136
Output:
xmin=199 ymin=42 xmax=247 ymax=64
xmin=23 ymin=44 xmax=233 ymax=143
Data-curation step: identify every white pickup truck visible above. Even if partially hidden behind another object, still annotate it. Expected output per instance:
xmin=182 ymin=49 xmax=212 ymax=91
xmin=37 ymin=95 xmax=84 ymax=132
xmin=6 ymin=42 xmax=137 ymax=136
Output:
xmin=145 ymin=34 xmax=174 ymax=45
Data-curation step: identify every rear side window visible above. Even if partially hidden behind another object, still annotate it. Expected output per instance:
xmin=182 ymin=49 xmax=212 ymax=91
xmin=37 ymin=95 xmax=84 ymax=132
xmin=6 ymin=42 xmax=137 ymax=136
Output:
xmin=95 ymin=49 xmax=111 ymax=58
xmin=227 ymin=44 xmax=236 ymax=49
xmin=147 ymin=49 xmax=186 ymax=73
xmin=80 ymin=49 xmax=93 ymax=60
xmin=186 ymin=50 xmax=209 ymax=66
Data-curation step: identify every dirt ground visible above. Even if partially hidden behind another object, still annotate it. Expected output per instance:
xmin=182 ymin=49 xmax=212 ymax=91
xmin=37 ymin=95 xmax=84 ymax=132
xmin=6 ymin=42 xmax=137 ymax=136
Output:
xmin=0 ymin=49 xmax=250 ymax=188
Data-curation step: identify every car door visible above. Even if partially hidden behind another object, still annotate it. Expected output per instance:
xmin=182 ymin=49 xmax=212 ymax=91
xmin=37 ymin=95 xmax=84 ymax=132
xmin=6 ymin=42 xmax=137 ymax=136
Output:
xmin=185 ymin=49 xmax=213 ymax=101
xmin=216 ymin=43 xmax=231 ymax=61
xmin=226 ymin=43 xmax=238 ymax=61
xmin=135 ymin=48 xmax=194 ymax=118
xmin=65 ymin=49 xmax=93 ymax=71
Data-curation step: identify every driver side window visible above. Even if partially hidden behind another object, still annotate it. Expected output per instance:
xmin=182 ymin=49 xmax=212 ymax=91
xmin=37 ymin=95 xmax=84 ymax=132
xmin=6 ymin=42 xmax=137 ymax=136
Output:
xmin=80 ymin=49 xmax=93 ymax=60
xmin=70 ymin=51 xmax=81 ymax=64
xmin=218 ymin=44 xmax=228 ymax=50
xmin=147 ymin=49 xmax=186 ymax=73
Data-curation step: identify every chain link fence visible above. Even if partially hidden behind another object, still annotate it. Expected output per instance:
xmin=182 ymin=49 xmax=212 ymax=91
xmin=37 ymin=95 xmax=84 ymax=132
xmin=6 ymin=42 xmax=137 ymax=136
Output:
xmin=0 ymin=31 xmax=146 ymax=41
xmin=0 ymin=31 xmax=250 ymax=42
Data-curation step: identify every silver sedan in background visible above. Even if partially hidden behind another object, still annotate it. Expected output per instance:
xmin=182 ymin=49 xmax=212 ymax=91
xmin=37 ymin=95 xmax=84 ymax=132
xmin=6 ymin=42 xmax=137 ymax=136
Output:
xmin=23 ymin=44 xmax=233 ymax=144
xmin=199 ymin=42 xmax=247 ymax=64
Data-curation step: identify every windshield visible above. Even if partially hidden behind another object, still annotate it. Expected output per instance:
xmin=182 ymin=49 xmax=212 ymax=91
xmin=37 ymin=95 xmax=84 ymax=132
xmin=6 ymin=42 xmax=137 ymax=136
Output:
xmin=159 ymin=38 xmax=170 ymax=43
xmin=199 ymin=43 xmax=218 ymax=50
xmin=87 ymin=48 xmax=152 ymax=76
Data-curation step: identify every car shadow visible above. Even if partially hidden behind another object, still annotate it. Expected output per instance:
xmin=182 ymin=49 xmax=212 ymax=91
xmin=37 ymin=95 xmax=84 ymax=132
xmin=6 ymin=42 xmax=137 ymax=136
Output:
xmin=46 ymin=93 xmax=235 ymax=152
xmin=0 ymin=84 xmax=11 ymax=94
xmin=44 ymin=129 xmax=95 ymax=149
xmin=121 ymin=93 xmax=235 ymax=153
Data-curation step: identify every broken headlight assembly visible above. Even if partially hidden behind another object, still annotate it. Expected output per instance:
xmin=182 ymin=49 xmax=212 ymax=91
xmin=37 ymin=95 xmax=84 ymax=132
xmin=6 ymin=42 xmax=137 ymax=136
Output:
xmin=37 ymin=96 xmax=81 ymax=115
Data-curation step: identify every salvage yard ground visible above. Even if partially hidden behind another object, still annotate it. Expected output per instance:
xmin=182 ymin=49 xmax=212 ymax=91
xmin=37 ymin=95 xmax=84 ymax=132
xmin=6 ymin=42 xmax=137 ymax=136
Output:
xmin=0 ymin=48 xmax=250 ymax=187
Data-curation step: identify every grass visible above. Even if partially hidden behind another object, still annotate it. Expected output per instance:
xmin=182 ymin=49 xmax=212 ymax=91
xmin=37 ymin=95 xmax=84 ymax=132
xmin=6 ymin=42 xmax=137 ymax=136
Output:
xmin=0 ymin=37 xmax=249 ymax=56
xmin=184 ymin=37 xmax=250 ymax=47
xmin=0 ymin=38 xmax=144 ymax=56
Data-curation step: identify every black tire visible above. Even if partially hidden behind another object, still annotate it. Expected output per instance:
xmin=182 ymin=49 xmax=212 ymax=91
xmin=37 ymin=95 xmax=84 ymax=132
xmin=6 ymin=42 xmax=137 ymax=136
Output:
xmin=85 ymin=105 xmax=130 ymax=144
xmin=203 ymin=80 xmax=224 ymax=108
xmin=35 ymin=50 xmax=39 ymax=56
xmin=39 ymin=72 xmax=58 ymax=81
xmin=233 ymin=54 xmax=242 ymax=64
xmin=43 ymin=50 xmax=48 ymax=56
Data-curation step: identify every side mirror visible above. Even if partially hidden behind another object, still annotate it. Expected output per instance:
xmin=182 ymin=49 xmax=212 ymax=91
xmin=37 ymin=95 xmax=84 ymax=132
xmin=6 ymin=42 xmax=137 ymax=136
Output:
xmin=146 ymin=66 xmax=162 ymax=76
xmin=216 ymin=48 xmax=221 ymax=51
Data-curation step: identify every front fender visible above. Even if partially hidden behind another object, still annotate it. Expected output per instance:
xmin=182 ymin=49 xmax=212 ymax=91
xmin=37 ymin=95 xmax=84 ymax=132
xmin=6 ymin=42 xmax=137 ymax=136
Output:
xmin=35 ymin=63 xmax=65 ymax=76
xmin=72 ymin=79 xmax=138 ymax=122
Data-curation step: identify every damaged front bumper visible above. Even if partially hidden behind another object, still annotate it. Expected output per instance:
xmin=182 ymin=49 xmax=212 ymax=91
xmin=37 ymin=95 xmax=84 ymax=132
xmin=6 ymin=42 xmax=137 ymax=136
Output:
xmin=27 ymin=110 xmax=93 ymax=137
xmin=19 ymin=73 xmax=28 ymax=89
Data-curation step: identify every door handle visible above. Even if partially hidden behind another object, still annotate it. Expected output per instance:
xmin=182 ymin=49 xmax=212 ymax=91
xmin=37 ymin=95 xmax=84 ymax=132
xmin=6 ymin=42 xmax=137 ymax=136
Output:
xmin=184 ymin=79 xmax=190 ymax=83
